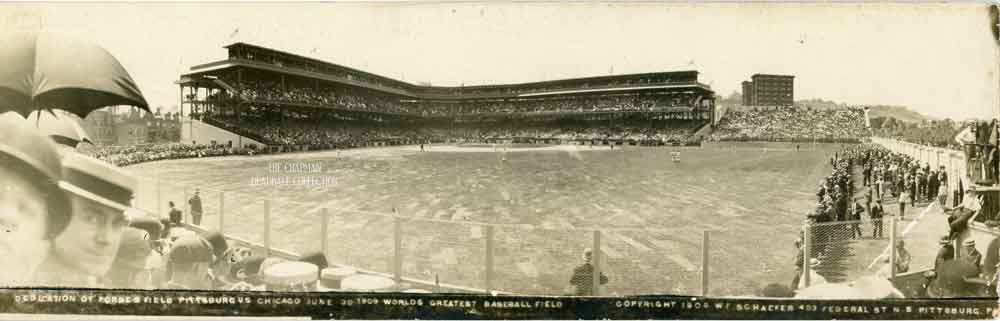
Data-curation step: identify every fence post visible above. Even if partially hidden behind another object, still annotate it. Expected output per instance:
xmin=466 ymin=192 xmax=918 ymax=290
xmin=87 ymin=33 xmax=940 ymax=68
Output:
xmin=393 ymin=215 xmax=403 ymax=286
xmin=889 ymin=217 xmax=897 ymax=279
xmin=701 ymin=230 xmax=710 ymax=296
xmin=321 ymin=208 xmax=329 ymax=258
xmin=592 ymin=230 xmax=602 ymax=296
xmin=263 ymin=198 xmax=271 ymax=256
xmin=183 ymin=186 xmax=190 ymax=224
xmin=803 ymin=224 xmax=811 ymax=288
xmin=156 ymin=178 xmax=162 ymax=217
xmin=219 ymin=191 xmax=225 ymax=234
xmin=485 ymin=225 xmax=495 ymax=294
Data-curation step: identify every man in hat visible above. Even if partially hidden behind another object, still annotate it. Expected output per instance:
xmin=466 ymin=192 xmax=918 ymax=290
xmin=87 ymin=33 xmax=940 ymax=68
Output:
xmin=188 ymin=189 xmax=203 ymax=226
xmin=569 ymin=248 xmax=608 ymax=296
xmin=165 ymin=234 xmax=214 ymax=290
xmin=949 ymin=189 xmax=981 ymax=239
xmin=34 ymin=152 xmax=137 ymax=287
xmin=870 ymin=199 xmax=885 ymax=239
xmin=935 ymin=236 xmax=955 ymax=271
xmin=0 ymin=112 xmax=71 ymax=286
xmin=798 ymin=258 xmax=827 ymax=289
xmin=893 ymin=239 xmax=912 ymax=274
xmin=898 ymin=186 xmax=910 ymax=220
xmin=850 ymin=198 xmax=864 ymax=239
xmin=961 ymin=239 xmax=982 ymax=271
xmin=106 ymin=227 xmax=153 ymax=288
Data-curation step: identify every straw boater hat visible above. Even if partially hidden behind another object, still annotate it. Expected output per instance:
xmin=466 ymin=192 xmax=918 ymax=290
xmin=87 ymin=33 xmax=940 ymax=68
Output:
xmin=809 ymin=258 xmax=821 ymax=268
xmin=129 ymin=216 xmax=164 ymax=241
xmin=316 ymin=266 xmax=358 ymax=291
xmin=0 ymin=112 xmax=70 ymax=239
xmin=262 ymin=261 xmax=318 ymax=289
xmin=57 ymin=152 xmax=137 ymax=213
xmin=939 ymin=236 xmax=952 ymax=245
xmin=964 ymin=239 xmax=976 ymax=247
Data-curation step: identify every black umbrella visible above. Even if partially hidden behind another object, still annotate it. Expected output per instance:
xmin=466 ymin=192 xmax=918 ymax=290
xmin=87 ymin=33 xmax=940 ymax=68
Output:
xmin=0 ymin=32 xmax=148 ymax=118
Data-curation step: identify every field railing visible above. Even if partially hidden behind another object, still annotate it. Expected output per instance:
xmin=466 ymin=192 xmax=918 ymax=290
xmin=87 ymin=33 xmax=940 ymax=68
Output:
xmin=129 ymin=174 xmax=784 ymax=297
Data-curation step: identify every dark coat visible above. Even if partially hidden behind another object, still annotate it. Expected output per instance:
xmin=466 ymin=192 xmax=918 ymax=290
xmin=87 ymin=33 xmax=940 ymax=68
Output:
xmin=570 ymin=263 xmax=609 ymax=296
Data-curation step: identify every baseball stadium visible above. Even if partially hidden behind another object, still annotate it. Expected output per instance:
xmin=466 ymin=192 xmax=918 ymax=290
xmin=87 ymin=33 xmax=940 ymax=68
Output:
xmin=122 ymin=43 xmax=878 ymax=296
xmin=16 ymin=37 xmax=998 ymax=299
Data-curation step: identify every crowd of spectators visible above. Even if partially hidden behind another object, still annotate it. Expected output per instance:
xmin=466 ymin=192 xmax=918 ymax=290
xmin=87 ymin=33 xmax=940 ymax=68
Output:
xmin=81 ymin=143 xmax=250 ymax=167
xmin=871 ymin=118 xmax=963 ymax=149
xmin=216 ymin=78 xmax=707 ymax=117
xmin=712 ymin=107 xmax=869 ymax=142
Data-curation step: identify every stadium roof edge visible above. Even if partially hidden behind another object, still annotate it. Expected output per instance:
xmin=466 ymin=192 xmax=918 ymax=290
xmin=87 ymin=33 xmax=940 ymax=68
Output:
xmin=217 ymin=42 xmax=705 ymax=91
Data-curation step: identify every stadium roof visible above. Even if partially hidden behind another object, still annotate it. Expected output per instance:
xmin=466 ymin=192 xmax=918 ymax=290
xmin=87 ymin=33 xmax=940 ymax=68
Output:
xmin=182 ymin=42 xmax=714 ymax=99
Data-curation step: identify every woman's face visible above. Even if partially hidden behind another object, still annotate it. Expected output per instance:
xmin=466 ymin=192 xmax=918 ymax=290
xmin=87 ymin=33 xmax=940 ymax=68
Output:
xmin=0 ymin=167 xmax=52 ymax=285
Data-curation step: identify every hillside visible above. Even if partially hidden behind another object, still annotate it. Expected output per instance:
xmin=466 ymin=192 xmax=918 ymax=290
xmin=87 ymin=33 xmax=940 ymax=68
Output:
xmin=865 ymin=105 xmax=935 ymax=123
xmin=792 ymin=99 xmax=932 ymax=123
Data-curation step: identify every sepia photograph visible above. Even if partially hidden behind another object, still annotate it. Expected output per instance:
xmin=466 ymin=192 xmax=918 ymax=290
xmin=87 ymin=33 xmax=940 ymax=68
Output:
xmin=0 ymin=1 xmax=999 ymax=319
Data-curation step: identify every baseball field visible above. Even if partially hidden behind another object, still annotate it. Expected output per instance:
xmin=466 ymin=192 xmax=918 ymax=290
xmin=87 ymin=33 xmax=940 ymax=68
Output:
xmin=127 ymin=142 xmax=844 ymax=296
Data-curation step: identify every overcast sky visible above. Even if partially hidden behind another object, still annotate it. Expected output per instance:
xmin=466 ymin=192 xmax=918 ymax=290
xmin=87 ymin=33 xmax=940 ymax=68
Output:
xmin=3 ymin=2 xmax=996 ymax=119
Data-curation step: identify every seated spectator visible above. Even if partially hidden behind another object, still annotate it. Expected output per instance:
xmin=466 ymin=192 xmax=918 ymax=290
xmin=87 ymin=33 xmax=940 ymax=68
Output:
xmin=165 ymin=235 xmax=214 ymax=290
xmin=106 ymin=227 xmax=154 ymax=288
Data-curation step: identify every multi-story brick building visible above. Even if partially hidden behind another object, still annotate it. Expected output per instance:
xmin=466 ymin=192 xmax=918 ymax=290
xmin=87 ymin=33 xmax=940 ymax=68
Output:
xmin=740 ymin=74 xmax=794 ymax=107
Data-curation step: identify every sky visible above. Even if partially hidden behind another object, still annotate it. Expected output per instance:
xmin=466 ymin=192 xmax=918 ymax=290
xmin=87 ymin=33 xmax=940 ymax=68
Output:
xmin=2 ymin=2 xmax=997 ymax=119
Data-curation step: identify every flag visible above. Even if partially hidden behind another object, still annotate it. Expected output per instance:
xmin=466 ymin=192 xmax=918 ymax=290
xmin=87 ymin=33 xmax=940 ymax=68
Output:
xmin=863 ymin=107 xmax=872 ymax=129
xmin=229 ymin=28 xmax=240 ymax=39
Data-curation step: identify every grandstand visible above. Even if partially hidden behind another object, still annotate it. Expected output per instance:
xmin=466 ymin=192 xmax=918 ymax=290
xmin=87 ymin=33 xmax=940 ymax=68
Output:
xmin=176 ymin=43 xmax=717 ymax=149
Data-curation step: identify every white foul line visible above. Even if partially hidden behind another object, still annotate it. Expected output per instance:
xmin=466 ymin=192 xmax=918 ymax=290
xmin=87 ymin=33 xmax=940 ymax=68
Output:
xmin=866 ymin=201 xmax=937 ymax=270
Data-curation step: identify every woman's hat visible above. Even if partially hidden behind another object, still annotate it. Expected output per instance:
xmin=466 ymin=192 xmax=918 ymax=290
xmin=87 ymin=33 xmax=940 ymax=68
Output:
xmin=0 ymin=112 xmax=70 ymax=239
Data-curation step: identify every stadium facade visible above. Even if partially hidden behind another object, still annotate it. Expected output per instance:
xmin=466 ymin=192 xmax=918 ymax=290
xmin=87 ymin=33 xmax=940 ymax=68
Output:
xmin=176 ymin=43 xmax=717 ymax=148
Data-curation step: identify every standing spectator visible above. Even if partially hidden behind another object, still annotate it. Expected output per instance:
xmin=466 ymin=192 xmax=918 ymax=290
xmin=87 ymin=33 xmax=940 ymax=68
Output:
xmin=850 ymin=199 xmax=864 ymax=239
xmin=938 ymin=181 xmax=950 ymax=208
xmin=189 ymin=189 xmax=203 ymax=226
xmin=871 ymin=199 xmax=884 ymax=238
xmin=791 ymin=237 xmax=804 ymax=290
xmin=169 ymin=201 xmax=183 ymax=227
xmin=569 ymin=248 xmax=608 ymax=296
xmin=874 ymin=175 xmax=884 ymax=200
xmin=898 ymin=188 xmax=910 ymax=220
xmin=929 ymin=170 xmax=940 ymax=202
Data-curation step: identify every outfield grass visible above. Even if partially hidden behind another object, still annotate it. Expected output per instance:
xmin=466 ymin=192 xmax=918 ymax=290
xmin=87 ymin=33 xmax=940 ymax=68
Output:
xmin=128 ymin=143 xmax=841 ymax=296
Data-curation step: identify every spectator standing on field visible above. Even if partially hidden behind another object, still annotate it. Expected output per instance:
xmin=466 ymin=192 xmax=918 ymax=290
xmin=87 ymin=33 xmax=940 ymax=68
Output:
xmin=189 ymin=189 xmax=203 ymax=226
xmin=898 ymin=189 xmax=910 ymax=220
xmin=569 ymin=248 xmax=609 ymax=296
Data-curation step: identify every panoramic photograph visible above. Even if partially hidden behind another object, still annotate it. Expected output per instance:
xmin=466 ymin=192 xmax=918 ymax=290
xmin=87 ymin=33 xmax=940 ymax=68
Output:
xmin=0 ymin=2 xmax=998 ymax=316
